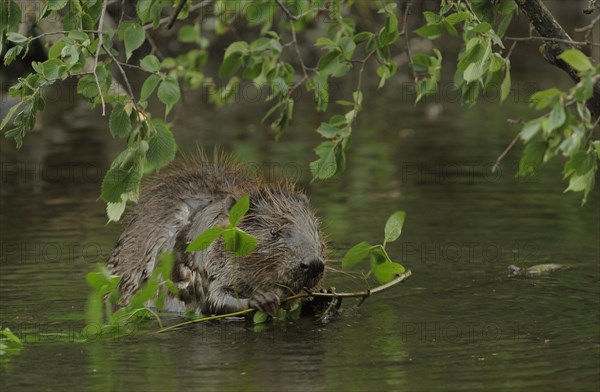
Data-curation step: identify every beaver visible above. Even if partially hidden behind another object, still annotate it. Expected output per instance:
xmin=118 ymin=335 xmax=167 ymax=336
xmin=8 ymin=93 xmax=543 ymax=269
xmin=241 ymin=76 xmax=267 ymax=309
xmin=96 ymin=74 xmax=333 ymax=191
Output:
xmin=107 ymin=152 xmax=327 ymax=316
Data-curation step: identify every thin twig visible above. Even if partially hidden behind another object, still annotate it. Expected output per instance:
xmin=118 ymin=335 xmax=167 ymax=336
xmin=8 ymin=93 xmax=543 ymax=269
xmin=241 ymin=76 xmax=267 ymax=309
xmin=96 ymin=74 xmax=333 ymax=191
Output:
xmin=574 ymin=13 xmax=600 ymax=33
xmin=505 ymin=40 xmax=519 ymax=59
xmin=586 ymin=116 xmax=600 ymax=142
xmin=275 ymin=0 xmax=299 ymax=21
xmin=403 ymin=0 xmax=417 ymax=82
xmin=93 ymin=0 xmax=108 ymax=116
xmin=167 ymin=0 xmax=187 ymax=29
xmin=575 ymin=13 xmax=600 ymax=44
xmin=143 ymin=0 xmax=213 ymax=30
xmin=349 ymin=50 xmax=375 ymax=124
xmin=464 ymin=0 xmax=482 ymax=24
xmin=492 ymin=127 xmax=522 ymax=173
xmin=145 ymin=31 xmax=165 ymax=60
xmin=102 ymin=44 xmax=135 ymax=99
xmin=290 ymin=21 xmax=308 ymax=78
xmin=29 ymin=30 xmax=102 ymax=42
xmin=505 ymin=35 xmax=598 ymax=47
xmin=156 ymin=270 xmax=412 ymax=333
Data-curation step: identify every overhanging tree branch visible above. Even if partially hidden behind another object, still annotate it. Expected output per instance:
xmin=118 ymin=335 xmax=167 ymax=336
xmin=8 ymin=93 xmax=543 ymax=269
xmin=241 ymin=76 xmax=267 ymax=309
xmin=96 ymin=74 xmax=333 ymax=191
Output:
xmin=515 ymin=0 xmax=600 ymax=118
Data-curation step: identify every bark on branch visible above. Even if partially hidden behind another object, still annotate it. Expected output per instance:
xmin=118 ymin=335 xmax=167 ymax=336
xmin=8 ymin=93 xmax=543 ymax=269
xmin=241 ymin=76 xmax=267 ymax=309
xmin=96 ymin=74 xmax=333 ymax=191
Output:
xmin=516 ymin=0 xmax=600 ymax=118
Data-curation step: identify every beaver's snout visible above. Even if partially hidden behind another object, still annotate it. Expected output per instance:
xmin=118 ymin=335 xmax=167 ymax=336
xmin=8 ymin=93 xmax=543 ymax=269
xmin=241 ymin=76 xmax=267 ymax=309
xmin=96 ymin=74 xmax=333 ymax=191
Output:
xmin=301 ymin=258 xmax=325 ymax=281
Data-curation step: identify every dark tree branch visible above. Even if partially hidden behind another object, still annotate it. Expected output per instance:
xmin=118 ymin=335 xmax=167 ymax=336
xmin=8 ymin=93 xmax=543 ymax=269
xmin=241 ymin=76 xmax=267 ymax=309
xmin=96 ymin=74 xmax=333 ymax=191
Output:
xmin=167 ymin=0 xmax=187 ymax=29
xmin=584 ymin=0 xmax=599 ymax=14
xmin=515 ymin=0 xmax=600 ymax=118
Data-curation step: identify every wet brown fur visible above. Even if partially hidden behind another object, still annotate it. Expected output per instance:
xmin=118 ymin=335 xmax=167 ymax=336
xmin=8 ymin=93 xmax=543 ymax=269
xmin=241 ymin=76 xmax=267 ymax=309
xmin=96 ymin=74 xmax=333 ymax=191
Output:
xmin=107 ymin=149 xmax=326 ymax=315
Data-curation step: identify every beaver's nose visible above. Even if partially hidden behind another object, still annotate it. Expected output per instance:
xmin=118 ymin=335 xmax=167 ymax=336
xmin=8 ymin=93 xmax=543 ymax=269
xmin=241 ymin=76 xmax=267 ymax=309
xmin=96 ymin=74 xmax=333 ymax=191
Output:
xmin=301 ymin=258 xmax=325 ymax=278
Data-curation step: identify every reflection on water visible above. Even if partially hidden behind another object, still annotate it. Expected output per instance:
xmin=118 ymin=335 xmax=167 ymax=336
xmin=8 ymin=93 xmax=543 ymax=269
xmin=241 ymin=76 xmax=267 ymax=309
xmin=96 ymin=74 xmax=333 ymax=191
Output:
xmin=1 ymin=69 xmax=599 ymax=391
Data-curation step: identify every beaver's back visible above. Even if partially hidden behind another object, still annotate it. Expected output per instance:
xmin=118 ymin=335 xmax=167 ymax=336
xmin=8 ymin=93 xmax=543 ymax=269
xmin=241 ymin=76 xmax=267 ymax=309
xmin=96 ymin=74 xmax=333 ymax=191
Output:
xmin=107 ymin=153 xmax=263 ymax=304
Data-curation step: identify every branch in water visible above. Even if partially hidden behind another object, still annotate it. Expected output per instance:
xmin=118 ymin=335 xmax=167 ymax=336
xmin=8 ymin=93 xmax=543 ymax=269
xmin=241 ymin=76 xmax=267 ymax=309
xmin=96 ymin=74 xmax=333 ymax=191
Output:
xmin=156 ymin=270 xmax=412 ymax=333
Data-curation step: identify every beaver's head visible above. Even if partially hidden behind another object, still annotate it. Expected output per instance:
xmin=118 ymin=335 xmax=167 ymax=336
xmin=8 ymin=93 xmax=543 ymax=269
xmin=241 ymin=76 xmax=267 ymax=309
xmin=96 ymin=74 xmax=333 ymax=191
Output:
xmin=231 ymin=189 xmax=326 ymax=294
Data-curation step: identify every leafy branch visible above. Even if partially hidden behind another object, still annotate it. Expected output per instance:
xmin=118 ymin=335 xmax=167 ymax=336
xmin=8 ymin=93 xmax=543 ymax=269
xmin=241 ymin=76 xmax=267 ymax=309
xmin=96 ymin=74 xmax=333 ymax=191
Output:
xmin=342 ymin=210 xmax=407 ymax=284
xmin=156 ymin=269 xmax=412 ymax=333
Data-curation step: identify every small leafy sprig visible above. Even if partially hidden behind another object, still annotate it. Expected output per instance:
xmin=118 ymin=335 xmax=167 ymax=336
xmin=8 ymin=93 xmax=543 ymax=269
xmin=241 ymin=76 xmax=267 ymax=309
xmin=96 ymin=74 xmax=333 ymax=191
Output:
xmin=186 ymin=195 xmax=257 ymax=257
xmin=342 ymin=211 xmax=406 ymax=283
xmin=0 ymin=327 xmax=22 ymax=356
xmin=516 ymin=49 xmax=599 ymax=204
xmin=85 ymin=252 xmax=177 ymax=337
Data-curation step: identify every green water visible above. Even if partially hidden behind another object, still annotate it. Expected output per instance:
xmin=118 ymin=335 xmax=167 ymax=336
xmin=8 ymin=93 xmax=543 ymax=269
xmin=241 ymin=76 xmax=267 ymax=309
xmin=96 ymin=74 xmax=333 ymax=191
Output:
xmin=1 ymin=73 xmax=599 ymax=391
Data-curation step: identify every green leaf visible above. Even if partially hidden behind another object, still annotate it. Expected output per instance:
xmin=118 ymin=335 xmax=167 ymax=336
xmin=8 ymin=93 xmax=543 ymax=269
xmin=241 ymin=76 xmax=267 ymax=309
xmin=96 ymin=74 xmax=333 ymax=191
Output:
xmin=136 ymin=0 xmax=161 ymax=24
xmin=573 ymin=76 xmax=594 ymax=101
xmin=140 ymin=74 xmax=161 ymax=101
xmin=235 ymin=229 xmax=257 ymax=256
xmin=519 ymin=120 xmax=541 ymax=142
xmin=109 ymin=102 xmax=132 ymax=138
xmin=369 ymin=247 xmax=405 ymax=284
xmin=229 ymin=195 xmax=250 ymax=226
xmin=530 ymin=88 xmax=562 ymax=109
xmin=310 ymin=141 xmax=338 ymax=180
xmin=342 ymin=242 xmax=372 ymax=270
xmin=563 ymin=151 xmax=595 ymax=178
xmin=411 ymin=54 xmax=431 ymax=71
xmin=6 ymin=32 xmax=27 ymax=43
xmin=140 ymin=55 xmax=160 ymax=72
xmin=186 ymin=226 xmax=225 ymax=252
xmin=85 ymin=291 xmax=104 ymax=327
xmin=463 ymin=62 xmax=486 ymax=82
xmin=178 ymin=25 xmax=198 ymax=43
xmin=353 ymin=32 xmax=372 ymax=44
xmin=318 ymin=51 xmax=342 ymax=75
xmin=472 ymin=22 xmax=492 ymax=33
xmin=497 ymin=13 xmax=513 ymax=38
xmin=107 ymin=200 xmax=127 ymax=223
xmin=124 ymin=23 xmax=145 ymax=60
xmin=564 ymin=169 xmax=595 ymax=195
xmin=47 ymin=0 xmax=68 ymax=11
xmin=157 ymin=77 xmax=181 ymax=115
xmin=253 ymin=311 xmax=269 ymax=324
xmin=518 ymin=141 xmax=547 ymax=176
xmin=0 ymin=102 xmax=21 ymax=130
xmin=547 ymin=104 xmax=566 ymax=131
xmin=48 ymin=40 xmax=66 ymax=59
xmin=129 ymin=278 xmax=159 ymax=309
xmin=317 ymin=122 xmax=344 ymax=138
xmin=498 ymin=0 xmax=518 ymax=15
xmin=60 ymin=44 xmax=79 ymax=66
xmin=414 ymin=23 xmax=444 ymax=39
xmin=77 ymin=75 xmax=98 ymax=99
xmin=558 ymin=49 xmax=593 ymax=72
xmin=101 ymin=166 xmax=142 ymax=203
xmin=371 ymin=261 xmax=406 ymax=284
xmin=219 ymin=52 xmax=242 ymax=77
xmin=224 ymin=41 xmax=250 ymax=57
xmin=384 ymin=211 xmax=406 ymax=244
xmin=222 ymin=228 xmax=257 ymax=256
xmin=0 ymin=329 xmax=22 ymax=345
xmin=147 ymin=119 xmax=176 ymax=169
xmin=339 ymin=36 xmax=357 ymax=59
xmin=444 ymin=11 xmax=471 ymax=25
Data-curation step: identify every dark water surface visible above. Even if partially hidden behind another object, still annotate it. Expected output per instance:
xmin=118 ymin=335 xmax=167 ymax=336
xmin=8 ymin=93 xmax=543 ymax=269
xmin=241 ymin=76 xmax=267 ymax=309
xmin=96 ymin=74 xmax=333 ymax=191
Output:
xmin=1 ymin=70 xmax=599 ymax=392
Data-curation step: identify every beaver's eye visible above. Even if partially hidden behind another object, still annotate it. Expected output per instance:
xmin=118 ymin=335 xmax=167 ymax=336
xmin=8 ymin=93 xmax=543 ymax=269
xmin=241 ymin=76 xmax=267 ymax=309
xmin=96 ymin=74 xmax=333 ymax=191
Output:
xmin=270 ymin=228 xmax=279 ymax=238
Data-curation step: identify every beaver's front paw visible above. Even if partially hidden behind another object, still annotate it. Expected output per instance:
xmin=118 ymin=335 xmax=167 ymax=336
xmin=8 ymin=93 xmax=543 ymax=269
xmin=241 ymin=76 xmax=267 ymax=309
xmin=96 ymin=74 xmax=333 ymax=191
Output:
xmin=248 ymin=291 xmax=280 ymax=316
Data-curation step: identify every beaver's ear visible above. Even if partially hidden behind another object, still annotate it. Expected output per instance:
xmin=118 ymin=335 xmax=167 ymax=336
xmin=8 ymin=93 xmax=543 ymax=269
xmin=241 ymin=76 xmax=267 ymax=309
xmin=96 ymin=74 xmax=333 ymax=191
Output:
xmin=216 ymin=195 xmax=238 ymax=227
xmin=223 ymin=195 xmax=237 ymax=214
xmin=298 ymin=193 xmax=309 ymax=205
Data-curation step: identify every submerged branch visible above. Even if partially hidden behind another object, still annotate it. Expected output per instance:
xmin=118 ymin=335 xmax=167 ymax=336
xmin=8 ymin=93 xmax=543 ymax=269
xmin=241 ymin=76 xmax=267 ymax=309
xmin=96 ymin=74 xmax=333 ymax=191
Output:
xmin=156 ymin=270 xmax=412 ymax=333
